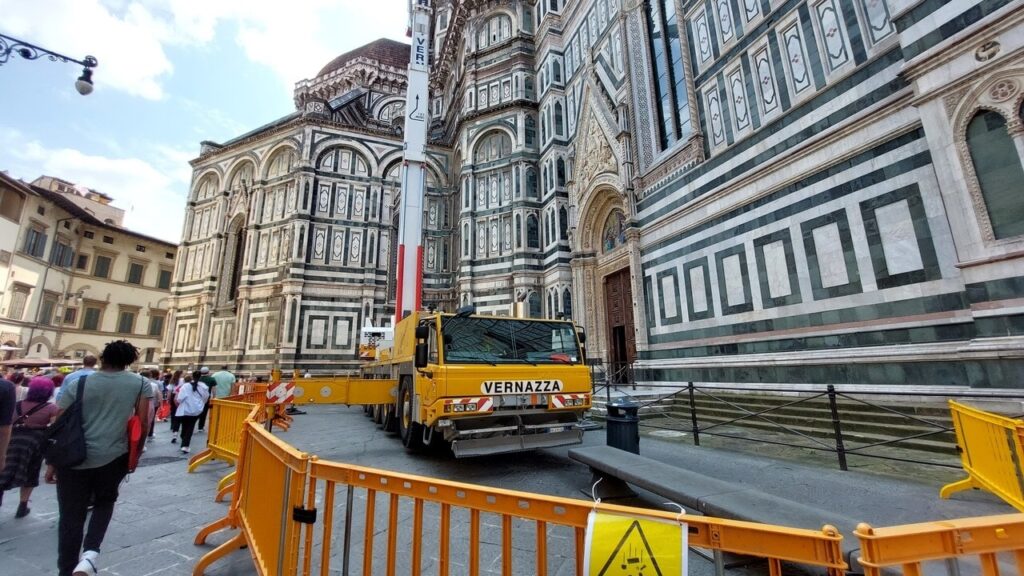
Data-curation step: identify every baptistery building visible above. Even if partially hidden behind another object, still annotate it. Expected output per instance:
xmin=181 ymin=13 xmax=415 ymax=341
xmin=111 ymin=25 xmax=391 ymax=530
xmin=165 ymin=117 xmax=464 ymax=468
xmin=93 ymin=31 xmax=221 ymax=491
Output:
xmin=168 ymin=0 xmax=1024 ymax=391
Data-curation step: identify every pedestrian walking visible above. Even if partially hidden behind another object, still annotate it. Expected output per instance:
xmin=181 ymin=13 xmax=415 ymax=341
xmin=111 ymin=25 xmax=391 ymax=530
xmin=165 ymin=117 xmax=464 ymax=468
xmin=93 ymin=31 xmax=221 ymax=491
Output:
xmin=168 ymin=370 xmax=183 ymax=443
xmin=196 ymin=367 xmax=216 ymax=433
xmin=48 ymin=340 xmax=153 ymax=576
xmin=0 ymin=377 xmax=58 ymax=517
xmin=211 ymin=365 xmax=235 ymax=400
xmin=0 ymin=373 xmax=14 ymax=483
xmin=174 ymin=371 xmax=209 ymax=454
xmin=56 ymin=356 xmax=97 ymax=403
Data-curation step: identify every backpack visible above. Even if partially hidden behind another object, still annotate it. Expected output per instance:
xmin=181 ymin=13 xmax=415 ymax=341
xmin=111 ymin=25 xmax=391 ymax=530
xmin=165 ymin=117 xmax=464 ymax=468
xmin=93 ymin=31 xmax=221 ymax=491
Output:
xmin=44 ymin=377 xmax=88 ymax=468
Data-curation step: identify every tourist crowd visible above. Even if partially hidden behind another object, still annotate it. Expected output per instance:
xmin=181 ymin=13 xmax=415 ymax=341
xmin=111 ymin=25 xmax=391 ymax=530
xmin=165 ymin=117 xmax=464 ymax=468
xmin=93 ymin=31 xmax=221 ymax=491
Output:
xmin=0 ymin=343 xmax=244 ymax=576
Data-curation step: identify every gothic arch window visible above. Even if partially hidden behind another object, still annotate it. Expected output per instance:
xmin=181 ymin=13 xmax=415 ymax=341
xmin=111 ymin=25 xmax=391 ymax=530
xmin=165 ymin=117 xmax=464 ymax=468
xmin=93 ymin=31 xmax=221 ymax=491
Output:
xmin=554 ymin=102 xmax=564 ymax=136
xmin=463 ymin=223 xmax=471 ymax=256
xmin=193 ymin=174 xmax=219 ymax=201
xmin=562 ymin=288 xmax=572 ymax=319
xmin=220 ymin=216 xmax=247 ymax=306
xmin=644 ymin=0 xmax=692 ymax=149
xmin=478 ymin=13 xmax=512 ymax=49
xmin=528 ymin=291 xmax=541 ymax=317
xmin=319 ymin=147 xmax=370 ymax=175
xmin=265 ymin=147 xmax=296 ymax=179
xmin=526 ymin=214 xmax=540 ymax=248
xmin=966 ymin=110 xmax=1024 ymax=239
xmin=543 ymin=212 xmax=550 ymax=245
xmin=548 ymin=0 xmax=559 ymax=12
xmin=227 ymin=161 xmax=255 ymax=192
xmin=556 ymin=157 xmax=566 ymax=187
xmin=559 ymin=206 xmax=568 ymax=240
xmin=526 ymin=167 xmax=538 ymax=198
xmin=474 ymin=131 xmax=513 ymax=163
xmin=515 ymin=214 xmax=522 ymax=248
xmin=553 ymin=60 xmax=562 ymax=84
xmin=525 ymin=115 xmax=536 ymax=147
xmin=602 ymin=209 xmax=627 ymax=253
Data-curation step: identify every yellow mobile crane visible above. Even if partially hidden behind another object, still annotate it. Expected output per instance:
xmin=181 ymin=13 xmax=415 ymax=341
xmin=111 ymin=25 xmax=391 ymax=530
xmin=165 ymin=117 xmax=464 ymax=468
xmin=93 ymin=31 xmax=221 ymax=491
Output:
xmin=361 ymin=308 xmax=591 ymax=457
xmin=291 ymin=0 xmax=592 ymax=456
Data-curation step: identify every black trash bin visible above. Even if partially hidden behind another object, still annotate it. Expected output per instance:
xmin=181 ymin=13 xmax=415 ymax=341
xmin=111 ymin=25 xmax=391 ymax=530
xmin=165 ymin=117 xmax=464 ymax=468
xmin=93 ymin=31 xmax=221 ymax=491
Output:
xmin=605 ymin=400 xmax=640 ymax=454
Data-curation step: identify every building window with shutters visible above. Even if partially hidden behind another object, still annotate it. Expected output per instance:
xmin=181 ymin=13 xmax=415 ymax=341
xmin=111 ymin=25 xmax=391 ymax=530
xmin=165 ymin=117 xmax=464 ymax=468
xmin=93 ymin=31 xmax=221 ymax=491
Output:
xmin=83 ymin=306 xmax=103 ymax=331
xmin=127 ymin=261 xmax=145 ymax=285
xmin=51 ymin=239 xmax=74 ymax=268
xmin=23 ymin=227 xmax=47 ymax=259
xmin=148 ymin=314 xmax=165 ymax=337
xmin=39 ymin=294 xmax=58 ymax=326
xmin=94 ymin=255 xmax=112 ymax=279
xmin=117 ymin=309 xmax=137 ymax=334
xmin=157 ymin=268 xmax=172 ymax=289
xmin=63 ymin=307 xmax=78 ymax=325
xmin=7 ymin=285 xmax=30 ymax=320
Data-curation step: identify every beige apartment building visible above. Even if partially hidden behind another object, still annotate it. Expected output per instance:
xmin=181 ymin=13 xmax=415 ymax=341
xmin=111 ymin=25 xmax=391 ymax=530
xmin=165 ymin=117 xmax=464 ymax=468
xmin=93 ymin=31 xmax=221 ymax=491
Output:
xmin=0 ymin=172 xmax=177 ymax=365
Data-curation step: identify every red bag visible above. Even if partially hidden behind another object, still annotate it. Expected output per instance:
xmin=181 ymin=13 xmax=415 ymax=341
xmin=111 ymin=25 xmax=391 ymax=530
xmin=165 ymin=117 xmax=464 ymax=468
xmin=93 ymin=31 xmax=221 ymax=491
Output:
xmin=156 ymin=400 xmax=170 ymax=422
xmin=126 ymin=414 xmax=143 ymax=472
xmin=126 ymin=379 xmax=147 ymax=473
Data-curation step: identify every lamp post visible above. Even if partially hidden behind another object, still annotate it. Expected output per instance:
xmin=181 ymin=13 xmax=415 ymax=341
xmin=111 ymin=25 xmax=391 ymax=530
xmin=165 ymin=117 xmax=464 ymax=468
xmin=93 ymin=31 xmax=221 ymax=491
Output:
xmin=0 ymin=33 xmax=98 ymax=95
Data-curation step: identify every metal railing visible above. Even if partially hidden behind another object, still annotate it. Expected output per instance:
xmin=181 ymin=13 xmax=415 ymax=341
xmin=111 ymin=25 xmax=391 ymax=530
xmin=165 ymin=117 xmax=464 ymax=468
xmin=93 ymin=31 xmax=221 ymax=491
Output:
xmin=592 ymin=381 xmax=1024 ymax=472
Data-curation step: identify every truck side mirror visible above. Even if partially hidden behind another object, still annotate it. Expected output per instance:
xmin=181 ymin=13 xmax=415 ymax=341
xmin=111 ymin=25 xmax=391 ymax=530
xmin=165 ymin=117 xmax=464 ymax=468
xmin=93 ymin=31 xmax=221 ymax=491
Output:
xmin=415 ymin=325 xmax=430 ymax=340
xmin=577 ymin=331 xmax=587 ymax=344
xmin=415 ymin=342 xmax=428 ymax=368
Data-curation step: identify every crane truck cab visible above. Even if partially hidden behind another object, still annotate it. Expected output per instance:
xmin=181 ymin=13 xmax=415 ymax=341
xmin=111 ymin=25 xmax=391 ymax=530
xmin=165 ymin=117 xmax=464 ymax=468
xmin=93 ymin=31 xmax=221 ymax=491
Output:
xmin=362 ymin=307 xmax=592 ymax=457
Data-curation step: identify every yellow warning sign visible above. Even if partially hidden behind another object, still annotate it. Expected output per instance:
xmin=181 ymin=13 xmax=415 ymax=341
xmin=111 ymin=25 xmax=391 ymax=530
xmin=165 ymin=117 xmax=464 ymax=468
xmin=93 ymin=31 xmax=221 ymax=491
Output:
xmin=584 ymin=511 xmax=687 ymax=576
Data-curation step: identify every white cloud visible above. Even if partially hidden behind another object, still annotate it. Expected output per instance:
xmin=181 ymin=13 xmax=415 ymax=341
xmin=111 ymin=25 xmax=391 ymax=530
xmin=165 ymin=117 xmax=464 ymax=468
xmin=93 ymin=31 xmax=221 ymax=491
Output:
xmin=0 ymin=128 xmax=190 ymax=243
xmin=0 ymin=0 xmax=407 ymax=99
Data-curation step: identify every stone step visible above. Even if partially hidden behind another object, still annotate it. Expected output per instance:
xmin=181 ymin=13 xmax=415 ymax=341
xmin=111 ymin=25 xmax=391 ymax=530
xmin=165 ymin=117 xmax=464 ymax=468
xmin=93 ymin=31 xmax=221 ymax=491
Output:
xmin=641 ymin=413 xmax=959 ymax=457
xmin=663 ymin=405 xmax=958 ymax=446
xmin=682 ymin=398 xmax=954 ymax=431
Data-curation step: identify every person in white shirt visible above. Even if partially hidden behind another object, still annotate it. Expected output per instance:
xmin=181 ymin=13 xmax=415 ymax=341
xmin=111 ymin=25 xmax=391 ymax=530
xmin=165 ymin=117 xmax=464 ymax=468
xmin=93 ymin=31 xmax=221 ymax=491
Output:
xmin=173 ymin=371 xmax=209 ymax=454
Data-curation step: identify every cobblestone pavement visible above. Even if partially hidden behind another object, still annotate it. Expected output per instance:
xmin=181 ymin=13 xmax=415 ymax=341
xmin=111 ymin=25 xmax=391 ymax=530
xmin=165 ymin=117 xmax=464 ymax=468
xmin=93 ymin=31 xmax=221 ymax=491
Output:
xmin=0 ymin=404 xmax=1013 ymax=575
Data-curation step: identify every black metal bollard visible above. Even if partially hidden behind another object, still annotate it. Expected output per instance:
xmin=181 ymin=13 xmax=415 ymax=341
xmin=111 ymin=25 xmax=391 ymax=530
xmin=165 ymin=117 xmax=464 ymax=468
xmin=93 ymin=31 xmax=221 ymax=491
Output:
xmin=606 ymin=400 xmax=640 ymax=454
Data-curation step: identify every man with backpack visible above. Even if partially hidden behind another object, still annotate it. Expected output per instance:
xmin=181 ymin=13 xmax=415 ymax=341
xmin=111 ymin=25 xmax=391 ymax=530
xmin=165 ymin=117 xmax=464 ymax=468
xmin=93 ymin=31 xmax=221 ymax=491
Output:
xmin=47 ymin=340 xmax=153 ymax=576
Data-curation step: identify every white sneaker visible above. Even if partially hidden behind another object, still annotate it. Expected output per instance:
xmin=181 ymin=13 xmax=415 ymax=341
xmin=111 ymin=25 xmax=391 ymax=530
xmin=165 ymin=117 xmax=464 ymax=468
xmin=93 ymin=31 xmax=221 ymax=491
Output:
xmin=73 ymin=550 xmax=98 ymax=575
xmin=180 ymin=447 xmax=190 ymax=454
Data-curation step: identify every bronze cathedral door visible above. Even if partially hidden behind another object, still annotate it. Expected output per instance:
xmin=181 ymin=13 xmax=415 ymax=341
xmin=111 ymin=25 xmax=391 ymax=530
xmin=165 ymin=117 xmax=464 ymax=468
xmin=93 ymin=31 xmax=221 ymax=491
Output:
xmin=603 ymin=268 xmax=635 ymax=381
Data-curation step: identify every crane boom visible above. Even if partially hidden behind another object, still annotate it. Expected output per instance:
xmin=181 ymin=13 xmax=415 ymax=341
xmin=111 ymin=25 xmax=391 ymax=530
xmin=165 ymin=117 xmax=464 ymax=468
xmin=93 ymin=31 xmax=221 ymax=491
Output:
xmin=395 ymin=0 xmax=433 ymax=324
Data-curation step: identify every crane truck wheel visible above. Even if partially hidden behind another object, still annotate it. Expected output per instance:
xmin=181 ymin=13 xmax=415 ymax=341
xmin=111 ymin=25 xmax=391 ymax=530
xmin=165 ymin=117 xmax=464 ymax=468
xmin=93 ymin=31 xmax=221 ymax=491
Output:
xmin=398 ymin=378 xmax=424 ymax=450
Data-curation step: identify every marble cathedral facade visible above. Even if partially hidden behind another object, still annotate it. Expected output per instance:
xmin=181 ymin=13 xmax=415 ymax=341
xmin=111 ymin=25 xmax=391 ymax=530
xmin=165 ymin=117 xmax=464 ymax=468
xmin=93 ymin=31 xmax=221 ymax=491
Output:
xmin=168 ymin=0 xmax=1024 ymax=390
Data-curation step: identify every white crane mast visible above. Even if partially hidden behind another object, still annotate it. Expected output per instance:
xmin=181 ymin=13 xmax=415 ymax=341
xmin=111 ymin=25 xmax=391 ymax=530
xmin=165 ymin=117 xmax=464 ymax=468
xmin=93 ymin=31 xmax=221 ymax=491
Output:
xmin=395 ymin=0 xmax=433 ymax=325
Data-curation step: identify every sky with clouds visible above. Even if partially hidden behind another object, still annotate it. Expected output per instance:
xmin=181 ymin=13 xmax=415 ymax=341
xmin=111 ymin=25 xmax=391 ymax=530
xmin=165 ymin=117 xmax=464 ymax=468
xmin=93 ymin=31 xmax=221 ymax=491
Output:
xmin=0 ymin=0 xmax=408 ymax=242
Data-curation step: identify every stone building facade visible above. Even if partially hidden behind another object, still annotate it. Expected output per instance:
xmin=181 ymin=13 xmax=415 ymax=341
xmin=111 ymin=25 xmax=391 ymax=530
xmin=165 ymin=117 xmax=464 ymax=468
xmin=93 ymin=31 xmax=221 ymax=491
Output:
xmin=0 ymin=172 xmax=177 ymax=365
xmin=170 ymin=0 xmax=1024 ymax=390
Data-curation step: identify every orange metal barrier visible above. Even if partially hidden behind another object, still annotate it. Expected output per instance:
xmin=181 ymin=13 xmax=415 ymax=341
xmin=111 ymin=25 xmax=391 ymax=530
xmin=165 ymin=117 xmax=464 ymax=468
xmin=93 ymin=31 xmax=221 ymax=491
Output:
xmin=941 ymin=401 xmax=1024 ymax=512
xmin=187 ymin=399 xmax=258 ymax=490
xmin=194 ymin=420 xmax=310 ymax=576
xmin=855 ymin=514 xmax=1024 ymax=575
xmin=302 ymin=459 xmax=847 ymax=576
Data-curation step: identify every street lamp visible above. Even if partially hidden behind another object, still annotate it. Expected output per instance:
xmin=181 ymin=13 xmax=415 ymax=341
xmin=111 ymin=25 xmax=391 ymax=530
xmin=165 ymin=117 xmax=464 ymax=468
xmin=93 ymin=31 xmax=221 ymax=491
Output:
xmin=0 ymin=33 xmax=98 ymax=95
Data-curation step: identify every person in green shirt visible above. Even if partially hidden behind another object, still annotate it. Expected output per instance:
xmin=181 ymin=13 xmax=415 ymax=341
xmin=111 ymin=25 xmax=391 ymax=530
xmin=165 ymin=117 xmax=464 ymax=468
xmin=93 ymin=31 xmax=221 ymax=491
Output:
xmin=48 ymin=340 xmax=153 ymax=576
xmin=211 ymin=366 xmax=236 ymax=399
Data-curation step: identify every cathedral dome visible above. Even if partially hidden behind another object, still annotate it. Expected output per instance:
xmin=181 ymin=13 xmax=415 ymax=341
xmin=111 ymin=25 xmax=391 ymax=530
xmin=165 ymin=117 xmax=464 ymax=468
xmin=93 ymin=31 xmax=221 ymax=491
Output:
xmin=317 ymin=38 xmax=410 ymax=78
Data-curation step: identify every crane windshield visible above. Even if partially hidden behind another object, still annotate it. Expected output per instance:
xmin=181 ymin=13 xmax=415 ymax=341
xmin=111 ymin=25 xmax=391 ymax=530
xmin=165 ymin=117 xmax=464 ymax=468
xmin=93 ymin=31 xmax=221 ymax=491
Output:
xmin=441 ymin=316 xmax=582 ymax=365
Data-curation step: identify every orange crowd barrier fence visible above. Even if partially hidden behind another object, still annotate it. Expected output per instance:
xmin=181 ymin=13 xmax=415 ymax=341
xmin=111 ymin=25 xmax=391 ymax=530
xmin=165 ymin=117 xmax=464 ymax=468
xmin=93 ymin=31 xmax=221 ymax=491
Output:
xmin=300 ymin=459 xmax=846 ymax=576
xmin=941 ymin=400 xmax=1024 ymax=512
xmin=191 ymin=402 xmax=1024 ymax=576
xmin=187 ymin=399 xmax=260 ymax=493
xmin=194 ymin=421 xmax=848 ymax=575
xmin=855 ymin=514 xmax=1024 ymax=575
xmin=194 ymin=419 xmax=310 ymax=576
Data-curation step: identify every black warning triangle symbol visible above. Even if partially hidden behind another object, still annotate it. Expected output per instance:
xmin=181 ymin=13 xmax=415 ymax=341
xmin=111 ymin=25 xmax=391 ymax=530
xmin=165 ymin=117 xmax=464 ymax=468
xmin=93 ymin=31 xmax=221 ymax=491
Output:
xmin=596 ymin=520 xmax=663 ymax=576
